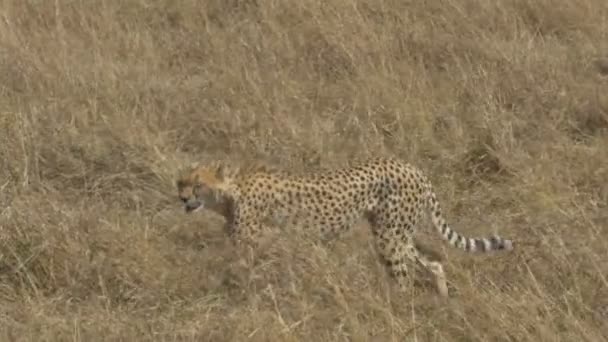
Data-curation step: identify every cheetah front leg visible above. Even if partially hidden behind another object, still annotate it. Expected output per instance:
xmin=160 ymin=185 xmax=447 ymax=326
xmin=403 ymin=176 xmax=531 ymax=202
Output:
xmin=228 ymin=203 xmax=264 ymax=249
xmin=317 ymin=221 xmax=351 ymax=247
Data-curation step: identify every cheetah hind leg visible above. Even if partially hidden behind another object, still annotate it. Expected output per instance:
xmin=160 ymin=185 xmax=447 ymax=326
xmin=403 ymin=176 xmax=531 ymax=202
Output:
xmin=403 ymin=237 xmax=449 ymax=297
xmin=372 ymin=233 xmax=413 ymax=291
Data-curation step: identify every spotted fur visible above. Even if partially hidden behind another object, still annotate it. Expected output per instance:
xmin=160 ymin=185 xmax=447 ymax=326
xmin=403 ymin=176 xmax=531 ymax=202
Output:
xmin=176 ymin=157 xmax=513 ymax=296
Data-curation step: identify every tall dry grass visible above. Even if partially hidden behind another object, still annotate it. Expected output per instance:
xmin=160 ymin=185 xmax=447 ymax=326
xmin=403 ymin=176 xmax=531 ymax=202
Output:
xmin=1 ymin=0 xmax=608 ymax=340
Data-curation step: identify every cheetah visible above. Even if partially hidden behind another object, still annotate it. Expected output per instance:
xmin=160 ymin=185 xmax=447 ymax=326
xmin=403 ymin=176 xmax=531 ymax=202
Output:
xmin=176 ymin=157 xmax=513 ymax=296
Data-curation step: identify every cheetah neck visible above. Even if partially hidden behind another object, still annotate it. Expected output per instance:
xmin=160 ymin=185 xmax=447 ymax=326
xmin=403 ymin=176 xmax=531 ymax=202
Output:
xmin=213 ymin=178 xmax=242 ymax=202
xmin=217 ymin=196 xmax=236 ymax=220
xmin=204 ymin=181 xmax=239 ymax=220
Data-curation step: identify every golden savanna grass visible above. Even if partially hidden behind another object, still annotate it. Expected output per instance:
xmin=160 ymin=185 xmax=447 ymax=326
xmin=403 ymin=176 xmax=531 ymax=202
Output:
xmin=1 ymin=0 xmax=608 ymax=340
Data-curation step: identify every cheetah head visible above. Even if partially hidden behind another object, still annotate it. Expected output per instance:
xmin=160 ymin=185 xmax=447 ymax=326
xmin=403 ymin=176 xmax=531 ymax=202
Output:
xmin=176 ymin=163 xmax=231 ymax=214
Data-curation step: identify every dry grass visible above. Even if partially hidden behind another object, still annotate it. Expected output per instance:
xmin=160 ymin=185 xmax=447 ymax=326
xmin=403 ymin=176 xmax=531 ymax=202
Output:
xmin=1 ymin=0 xmax=608 ymax=341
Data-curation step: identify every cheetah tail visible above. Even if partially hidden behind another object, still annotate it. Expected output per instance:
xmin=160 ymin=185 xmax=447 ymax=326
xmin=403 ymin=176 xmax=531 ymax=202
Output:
xmin=427 ymin=191 xmax=513 ymax=253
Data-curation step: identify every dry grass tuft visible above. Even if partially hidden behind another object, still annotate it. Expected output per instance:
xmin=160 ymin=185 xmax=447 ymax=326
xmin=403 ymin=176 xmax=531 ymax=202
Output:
xmin=1 ymin=0 xmax=608 ymax=340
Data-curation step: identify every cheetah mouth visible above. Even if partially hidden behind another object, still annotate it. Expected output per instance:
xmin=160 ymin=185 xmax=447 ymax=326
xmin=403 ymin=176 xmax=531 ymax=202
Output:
xmin=184 ymin=200 xmax=203 ymax=213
